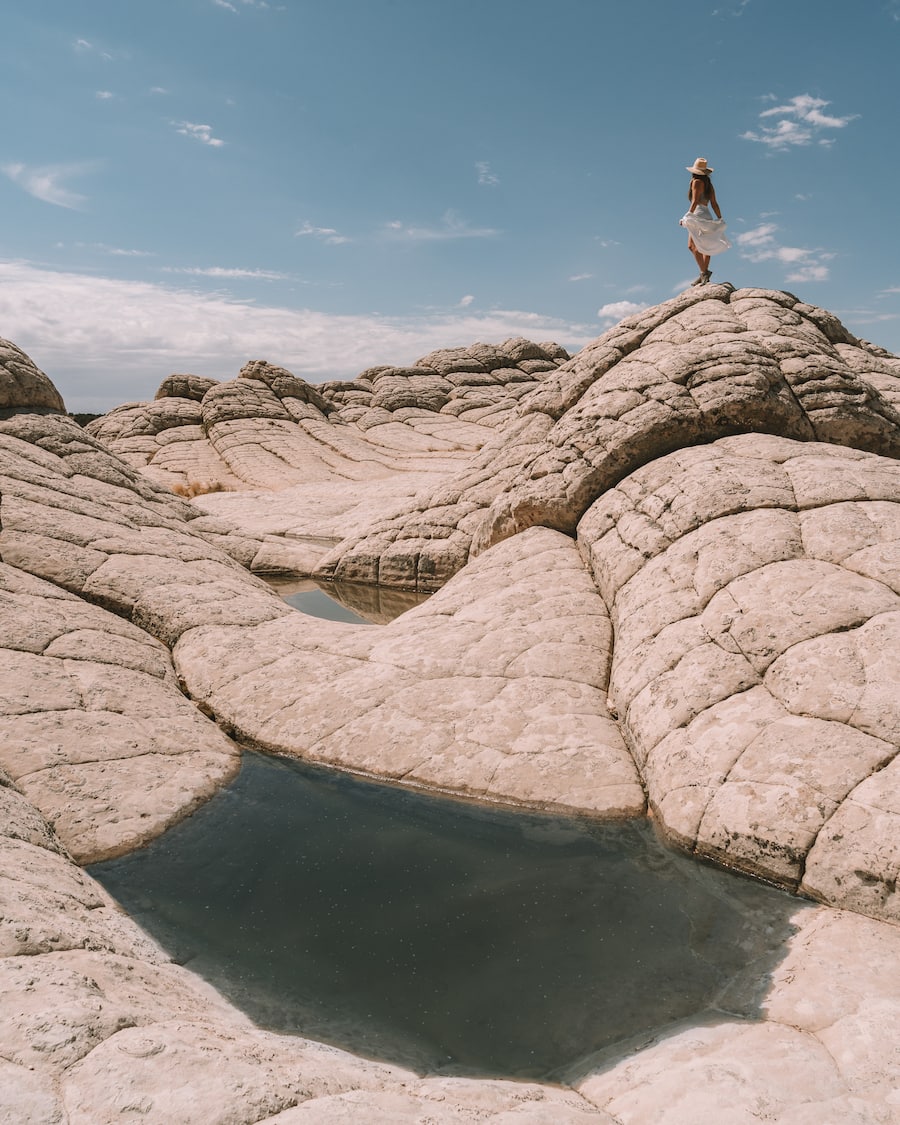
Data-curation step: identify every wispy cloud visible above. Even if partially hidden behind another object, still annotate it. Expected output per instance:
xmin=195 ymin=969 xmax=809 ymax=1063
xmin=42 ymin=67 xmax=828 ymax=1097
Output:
xmin=569 ymin=273 xmax=594 ymax=282
xmin=149 ymin=87 xmax=168 ymax=95
xmin=73 ymin=38 xmax=114 ymax=61
xmin=712 ymin=0 xmax=753 ymax=15
xmin=476 ymin=161 xmax=499 ymax=187
xmin=836 ymin=306 xmax=899 ymax=326
xmin=162 ymin=266 xmax=291 ymax=280
xmin=2 ymin=162 xmax=94 ymax=210
xmin=95 ymin=90 xmax=115 ymax=100
xmin=173 ymin=121 xmax=225 ymax=147
xmin=384 ymin=210 xmax=499 ymax=242
xmin=0 ymin=260 xmax=593 ymax=410
xmin=212 ymin=0 xmax=270 ymax=10
xmin=458 ymin=294 xmax=475 ymax=308
xmin=742 ymin=94 xmax=857 ymax=151
xmin=295 ymin=221 xmax=350 ymax=245
xmin=735 ymin=221 xmax=833 ymax=281
xmin=597 ymin=300 xmax=649 ymax=323
xmin=58 ymin=241 xmax=156 ymax=258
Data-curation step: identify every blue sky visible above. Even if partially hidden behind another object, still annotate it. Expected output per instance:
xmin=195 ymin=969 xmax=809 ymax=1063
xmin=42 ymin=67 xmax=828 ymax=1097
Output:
xmin=2 ymin=0 xmax=898 ymax=411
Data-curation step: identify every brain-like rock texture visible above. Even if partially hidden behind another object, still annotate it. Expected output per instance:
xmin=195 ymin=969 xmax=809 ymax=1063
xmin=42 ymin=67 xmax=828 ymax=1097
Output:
xmin=314 ymin=286 xmax=900 ymax=589
xmin=87 ymin=338 xmax=570 ymax=497
xmin=3 ymin=287 xmax=900 ymax=1121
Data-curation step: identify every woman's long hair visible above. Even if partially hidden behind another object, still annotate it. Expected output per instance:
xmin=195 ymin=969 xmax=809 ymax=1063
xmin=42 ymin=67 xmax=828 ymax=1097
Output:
xmin=688 ymin=173 xmax=711 ymax=201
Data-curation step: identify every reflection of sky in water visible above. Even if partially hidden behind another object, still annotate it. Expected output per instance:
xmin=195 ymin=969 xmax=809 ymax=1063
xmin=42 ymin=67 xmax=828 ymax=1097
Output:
xmin=267 ymin=578 xmax=429 ymax=625
xmin=92 ymin=752 xmax=807 ymax=1081
xmin=280 ymin=586 xmax=371 ymax=624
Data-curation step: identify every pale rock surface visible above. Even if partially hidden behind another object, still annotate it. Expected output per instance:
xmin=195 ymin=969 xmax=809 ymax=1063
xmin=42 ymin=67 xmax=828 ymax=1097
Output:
xmin=192 ymin=474 xmax=451 ymax=575
xmin=174 ymin=526 xmax=644 ymax=818
xmin=3 ymin=789 xmax=900 ymax=1124
xmin=318 ymin=286 xmax=900 ymax=591
xmin=2 ymin=296 xmax=900 ymax=1121
xmin=87 ymin=341 xmax=569 ymax=502
xmin=576 ymin=433 xmax=900 ymax=915
xmin=0 ymin=561 xmax=241 ymax=863
xmin=570 ymin=906 xmax=900 ymax=1124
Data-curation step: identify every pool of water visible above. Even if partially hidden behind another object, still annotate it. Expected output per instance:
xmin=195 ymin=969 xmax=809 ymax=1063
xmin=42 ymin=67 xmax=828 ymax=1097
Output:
xmin=91 ymin=752 xmax=807 ymax=1080
xmin=266 ymin=577 xmax=429 ymax=624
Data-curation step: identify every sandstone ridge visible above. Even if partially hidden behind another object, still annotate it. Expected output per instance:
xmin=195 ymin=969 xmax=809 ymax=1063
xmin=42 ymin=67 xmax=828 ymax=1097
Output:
xmin=2 ymin=290 xmax=900 ymax=1122
xmin=87 ymin=338 xmax=570 ymax=497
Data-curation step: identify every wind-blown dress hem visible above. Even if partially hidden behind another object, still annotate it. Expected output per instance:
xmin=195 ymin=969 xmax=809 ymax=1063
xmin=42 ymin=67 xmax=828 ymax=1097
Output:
xmin=681 ymin=205 xmax=731 ymax=256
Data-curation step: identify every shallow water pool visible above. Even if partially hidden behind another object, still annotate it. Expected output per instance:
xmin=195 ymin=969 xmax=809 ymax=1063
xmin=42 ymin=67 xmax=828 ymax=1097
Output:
xmin=91 ymin=751 xmax=806 ymax=1080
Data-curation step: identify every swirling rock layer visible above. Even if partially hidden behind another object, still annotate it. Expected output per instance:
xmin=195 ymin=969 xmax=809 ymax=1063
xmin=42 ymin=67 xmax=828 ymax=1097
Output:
xmin=87 ymin=340 xmax=569 ymax=497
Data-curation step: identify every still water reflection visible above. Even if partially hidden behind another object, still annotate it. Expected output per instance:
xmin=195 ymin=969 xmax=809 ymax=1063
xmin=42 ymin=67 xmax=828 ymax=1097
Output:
xmin=266 ymin=577 xmax=429 ymax=624
xmin=92 ymin=752 xmax=805 ymax=1080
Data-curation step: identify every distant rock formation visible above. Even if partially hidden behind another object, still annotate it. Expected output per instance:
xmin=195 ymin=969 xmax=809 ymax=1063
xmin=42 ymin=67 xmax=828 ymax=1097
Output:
xmin=0 ymin=337 xmax=66 ymax=413
xmin=86 ymin=338 xmax=570 ymax=495
xmin=2 ymin=288 xmax=900 ymax=1121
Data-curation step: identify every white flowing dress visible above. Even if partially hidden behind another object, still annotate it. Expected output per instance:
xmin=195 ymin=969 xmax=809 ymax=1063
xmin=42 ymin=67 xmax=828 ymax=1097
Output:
xmin=681 ymin=205 xmax=731 ymax=256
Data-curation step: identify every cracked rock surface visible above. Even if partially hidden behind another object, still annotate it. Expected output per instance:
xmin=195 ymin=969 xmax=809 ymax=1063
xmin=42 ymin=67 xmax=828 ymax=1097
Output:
xmin=3 ymin=289 xmax=900 ymax=1123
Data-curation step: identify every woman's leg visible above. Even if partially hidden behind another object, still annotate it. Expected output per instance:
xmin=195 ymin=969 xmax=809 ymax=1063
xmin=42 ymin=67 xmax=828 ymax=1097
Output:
xmin=688 ymin=237 xmax=707 ymax=273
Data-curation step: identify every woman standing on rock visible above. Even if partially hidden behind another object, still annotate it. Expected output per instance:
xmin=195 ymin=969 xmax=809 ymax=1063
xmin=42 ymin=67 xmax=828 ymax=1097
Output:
xmin=680 ymin=157 xmax=730 ymax=286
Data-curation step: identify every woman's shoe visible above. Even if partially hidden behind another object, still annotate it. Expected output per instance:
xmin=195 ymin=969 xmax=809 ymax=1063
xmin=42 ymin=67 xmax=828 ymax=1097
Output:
xmin=690 ymin=274 xmax=705 ymax=287
xmin=702 ymin=269 xmax=712 ymax=284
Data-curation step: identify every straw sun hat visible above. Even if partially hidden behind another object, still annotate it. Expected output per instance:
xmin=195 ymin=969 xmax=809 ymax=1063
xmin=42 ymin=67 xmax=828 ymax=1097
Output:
xmin=686 ymin=157 xmax=714 ymax=175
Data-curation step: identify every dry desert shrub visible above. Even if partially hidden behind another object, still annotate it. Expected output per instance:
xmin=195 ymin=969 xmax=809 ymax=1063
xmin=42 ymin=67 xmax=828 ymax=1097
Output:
xmin=170 ymin=480 xmax=234 ymax=498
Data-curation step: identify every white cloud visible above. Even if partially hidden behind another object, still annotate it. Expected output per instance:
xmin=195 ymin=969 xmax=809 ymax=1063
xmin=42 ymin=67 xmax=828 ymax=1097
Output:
xmin=60 ymin=242 xmax=155 ymax=257
xmin=2 ymin=162 xmax=94 ymax=210
xmin=212 ymin=0 xmax=270 ymax=11
xmin=597 ymin=300 xmax=649 ymax=323
xmin=0 ymin=260 xmax=594 ymax=411
xmin=73 ymin=37 xmax=114 ymax=61
xmin=742 ymin=94 xmax=857 ymax=151
xmin=569 ymin=273 xmax=593 ymax=282
xmin=785 ymin=264 xmax=830 ymax=283
xmin=95 ymin=90 xmax=115 ymax=100
xmin=295 ymin=221 xmax=350 ymax=245
xmin=173 ymin=121 xmax=225 ymax=147
xmin=734 ymin=223 xmax=779 ymax=249
xmin=735 ymin=221 xmax=833 ymax=282
xmin=162 ymin=266 xmax=292 ymax=280
xmin=458 ymin=295 xmax=475 ymax=307
xmin=476 ymin=161 xmax=499 ymax=187
xmin=384 ymin=210 xmax=499 ymax=242
xmin=150 ymin=87 xmax=168 ymax=95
